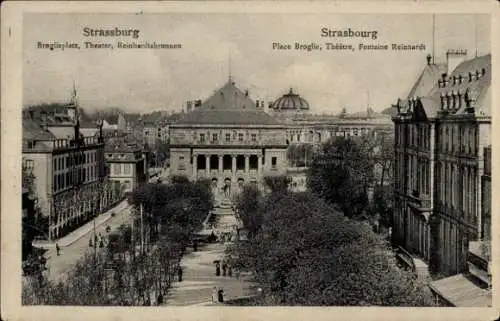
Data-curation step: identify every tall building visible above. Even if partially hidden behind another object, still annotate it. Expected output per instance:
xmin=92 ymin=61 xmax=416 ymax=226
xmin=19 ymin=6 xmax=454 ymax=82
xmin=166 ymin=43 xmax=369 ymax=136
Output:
xmin=392 ymin=51 xmax=491 ymax=281
xmin=22 ymin=97 xmax=114 ymax=240
xmin=169 ymin=77 xmax=288 ymax=199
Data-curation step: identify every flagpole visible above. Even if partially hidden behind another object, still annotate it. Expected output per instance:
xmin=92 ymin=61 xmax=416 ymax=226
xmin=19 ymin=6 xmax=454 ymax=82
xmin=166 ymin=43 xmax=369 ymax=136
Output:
xmin=140 ymin=203 xmax=144 ymax=254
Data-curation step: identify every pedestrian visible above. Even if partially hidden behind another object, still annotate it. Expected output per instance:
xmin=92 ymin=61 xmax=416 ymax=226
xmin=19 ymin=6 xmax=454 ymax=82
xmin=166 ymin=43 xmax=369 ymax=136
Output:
xmin=193 ymin=240 xmax=198 ymax=252
xmin=211 ymin=287 xmax=218 ymax=303
xmin=55 ymin=243 xmax=60 ymax=256
xmin=217 ymin=288 xmax=224 ymax=303
xmin=89 ymin=237 xmax=93 ymax=247
xmin=178 ymin=266 xmax=183 ymax=282
xmin=157 ymin=293 xmax=163 ymax=305
xmin=215 ymin=261 xmax=221 ymax=276
xmin=222 ymin=262 xmax=227 ymax=276
xmin=228 ymin=264 xmax=232 ymax=277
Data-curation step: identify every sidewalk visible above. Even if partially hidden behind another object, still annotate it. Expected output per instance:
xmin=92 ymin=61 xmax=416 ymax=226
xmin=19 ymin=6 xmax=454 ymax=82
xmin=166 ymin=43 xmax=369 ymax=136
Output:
xmin=164 ymin=242 xmax=256 ymax=306
xmin=44 ymin=202 xmax=133 ymax=282
xmin=33 ymin=199 xmax=129 ymax=249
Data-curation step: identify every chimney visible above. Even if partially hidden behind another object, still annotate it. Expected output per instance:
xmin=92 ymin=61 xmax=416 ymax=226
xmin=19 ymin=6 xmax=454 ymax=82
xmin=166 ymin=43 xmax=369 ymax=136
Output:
xmin=194 ymin=100 xmax=202 ymax=108
xmin=426 ymin=54 xmax=432 ymax=65
xmin=41 ymin=111 xmax=48 ymax=124
xmin=441 ymin=73 xmax=448 ymax=87
xmin=446 ymin=49 xmax=467 ymax=75
xmin=256 ymin=100 xmax=259 ymax=108
xmin=186 ymin=101 xmax=193 ymax=112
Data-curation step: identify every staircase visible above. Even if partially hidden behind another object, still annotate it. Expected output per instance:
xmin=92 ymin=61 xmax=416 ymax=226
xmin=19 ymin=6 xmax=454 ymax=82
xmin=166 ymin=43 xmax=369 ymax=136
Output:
xmin=213 ymin=197 xmax=238 ymax=232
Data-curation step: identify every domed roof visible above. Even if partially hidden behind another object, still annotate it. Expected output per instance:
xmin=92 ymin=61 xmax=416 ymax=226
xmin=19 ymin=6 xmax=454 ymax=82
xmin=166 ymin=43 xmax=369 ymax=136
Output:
xmin=272 ymin=88 xmax=310 ymax=111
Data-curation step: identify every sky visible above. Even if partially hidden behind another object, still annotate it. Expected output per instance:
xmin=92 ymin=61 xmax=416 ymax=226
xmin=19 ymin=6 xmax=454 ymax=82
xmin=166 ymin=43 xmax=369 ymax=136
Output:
xmin=23 ymin=13 xmax=490 ymax=115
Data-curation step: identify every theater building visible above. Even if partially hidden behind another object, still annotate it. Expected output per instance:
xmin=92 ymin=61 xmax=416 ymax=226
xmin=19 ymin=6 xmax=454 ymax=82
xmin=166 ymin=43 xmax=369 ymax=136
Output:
xmin=169 ymin=77 xmax=288 ymax=199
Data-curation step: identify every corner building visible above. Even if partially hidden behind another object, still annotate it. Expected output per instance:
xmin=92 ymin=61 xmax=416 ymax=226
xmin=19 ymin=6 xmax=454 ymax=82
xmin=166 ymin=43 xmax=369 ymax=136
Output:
xmin=169 ymin=78 xmax=288 ymax=198
xmin=392 ymin=51 xmax=491 ymax=277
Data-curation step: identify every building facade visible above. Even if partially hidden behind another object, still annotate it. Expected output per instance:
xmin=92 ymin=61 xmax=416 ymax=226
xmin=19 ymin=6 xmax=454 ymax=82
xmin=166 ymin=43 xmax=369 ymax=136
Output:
xmin=170 ymin=78 xmax=288 ymax=199
xmin=105 ymin=137 xmax=148 ymax=194
xmin=269 ymin=88 xmax=393 ymax=147
xmin=22 ymin=100 xmax=120 ymax=240
xmin=392 ymin=51 xmax=491 ymax=277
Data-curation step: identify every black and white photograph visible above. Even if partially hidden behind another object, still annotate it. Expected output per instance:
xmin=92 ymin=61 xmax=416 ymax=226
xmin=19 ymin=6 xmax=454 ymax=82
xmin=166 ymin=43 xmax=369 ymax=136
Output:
xmin=1 ymin=2 xmax=496 ymax=318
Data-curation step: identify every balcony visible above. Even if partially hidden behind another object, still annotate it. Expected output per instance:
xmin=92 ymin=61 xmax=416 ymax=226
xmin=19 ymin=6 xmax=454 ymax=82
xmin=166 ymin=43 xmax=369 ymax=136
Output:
xmin=197 ymin=170 xmax=208 ymax=178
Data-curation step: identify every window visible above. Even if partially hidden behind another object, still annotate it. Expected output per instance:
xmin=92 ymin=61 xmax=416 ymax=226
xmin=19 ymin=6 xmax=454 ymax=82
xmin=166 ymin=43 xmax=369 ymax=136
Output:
xmin=271 ymin=157 xmax=277 ymax=169
xmin=251 ymin=134 xmax=257 ymax=142
xmin=225 ymin=133 xmax=231 ymax=142
xmin=212 ymin=133 xmax=218 ymax=141
xmin=124 ymin=163 xmax=131 ymax=174
xmin=178 ymin=156 xmax=185 ymax=170
xmin=238 ymin=133 xmax=244 ymax=141
xmin=114 ymin=164 xmax=122 ymax=175
xmin=200 ymin=134 xmax=205 ymax=142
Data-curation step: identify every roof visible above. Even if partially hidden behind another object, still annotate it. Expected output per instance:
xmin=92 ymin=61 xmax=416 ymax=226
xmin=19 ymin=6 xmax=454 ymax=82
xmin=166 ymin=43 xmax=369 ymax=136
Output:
xmin=47 ymin=126 xmax=75 ymax=139
xmin=176 ymin=109 xmax=283 ymax=125
xmin=176 ymin=79 xmax=282 ymax=126
xmin=430 ymin=274 xmax=491 ymax=307
xmin=23 ymin=118 xmax=56 ymax=141
xmin=271 ymin=88 xmax=310 ymax=111
xmin=429 ymin=54 xmax=491 ymax=117
xmin=105 ymin=139 xmax=142 ymax=153
xmin=407 ymin=63 xmax=447 ymax=98
xmin=200 ymin=79 xmax=258 ymax=111
xmin=395 ymin=54 xmax=491 ymax=120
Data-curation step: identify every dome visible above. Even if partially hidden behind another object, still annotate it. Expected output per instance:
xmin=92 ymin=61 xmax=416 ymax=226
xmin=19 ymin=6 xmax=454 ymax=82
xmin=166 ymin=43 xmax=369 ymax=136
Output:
xmin=272 ymin=88 xmax=310 ymax=111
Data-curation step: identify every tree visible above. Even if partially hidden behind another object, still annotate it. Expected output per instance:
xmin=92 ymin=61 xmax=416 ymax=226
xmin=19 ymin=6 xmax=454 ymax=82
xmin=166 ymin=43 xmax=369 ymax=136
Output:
xmin=235 ymin=185 xmax=264 ymax=238
xmin=229 ymin=191 xmax=435 ymax=306
xmin=307 ymin=137 xmax=374 ymax=218
xmin=286 ymin=144 xmax=314 ymax=167
xmin=155 ymin=139 xmax=170 ymax=167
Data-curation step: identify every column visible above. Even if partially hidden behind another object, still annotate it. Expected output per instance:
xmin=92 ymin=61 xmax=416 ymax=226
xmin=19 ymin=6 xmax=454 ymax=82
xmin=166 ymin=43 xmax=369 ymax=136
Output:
xmin=232 ymin=155 xmax=237 ymax=177
xmin=245 ymin=155 xmax=249 ymax=174
xmin=205 ymin=154 xmax=210 ymax=173
xmin=192 ymin=154 xmax=197 ymax=178
xmin=218 ymin=155 xmax=223 ymax=173
xmin=257 ymin=155 xmax=262 ymax=177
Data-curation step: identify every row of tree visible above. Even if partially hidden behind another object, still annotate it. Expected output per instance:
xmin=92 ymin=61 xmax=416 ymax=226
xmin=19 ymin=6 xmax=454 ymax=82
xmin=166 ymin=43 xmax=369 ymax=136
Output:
xmin=23 ymin=176 xmax=214 ymax=305
xmin=231 ymin=179 xmax=435 ymax=306
xmin=307 ymin=135 xmax=394 ymax=230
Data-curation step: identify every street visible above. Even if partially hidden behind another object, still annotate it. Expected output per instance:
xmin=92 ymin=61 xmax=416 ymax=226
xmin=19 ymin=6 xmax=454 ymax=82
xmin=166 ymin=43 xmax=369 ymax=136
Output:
xmin=45 ymin=201 xmax=133 ymax=283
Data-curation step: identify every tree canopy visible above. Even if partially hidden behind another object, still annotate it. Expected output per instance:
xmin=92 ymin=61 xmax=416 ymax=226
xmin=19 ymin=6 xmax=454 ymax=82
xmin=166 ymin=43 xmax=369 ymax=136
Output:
xmin=230 ymin=184 xmax=434 ymax=306
xmin=307 ymin=136 xmax=375 ymax=218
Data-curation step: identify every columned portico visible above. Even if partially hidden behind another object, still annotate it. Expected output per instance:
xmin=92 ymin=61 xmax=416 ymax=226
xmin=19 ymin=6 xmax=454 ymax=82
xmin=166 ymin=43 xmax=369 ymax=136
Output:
xmin=192 ymin=149 xmax=266 ymax=183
